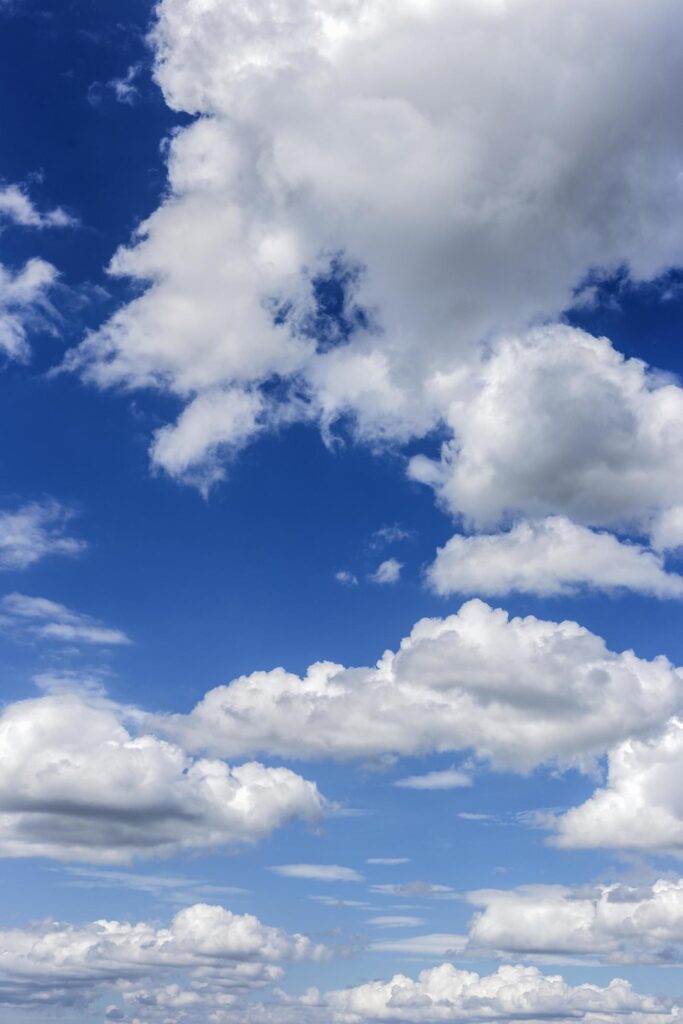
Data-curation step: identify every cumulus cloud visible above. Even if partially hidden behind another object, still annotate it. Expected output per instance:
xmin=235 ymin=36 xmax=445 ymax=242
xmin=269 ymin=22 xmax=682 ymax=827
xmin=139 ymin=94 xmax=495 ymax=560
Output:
xmin=156 ymin=600 xmax=683 ymax=772
xmin=270 ymin=864 xmax=363 ymax=883
xmin=553 ymin=718 xmax=683 ymax=856
xmin=0 ymin=592 xmax=130 ymax=646
xmin=65 ymin=0 xmax=683 ymax=501
xmin=0 ymin=500 xmax=85 ymax=570
xmin=0 ymin=183 xmax=73 ymax=229
xmin=394 ymin=769 xmax=472 ymax=790
xmin=0 ymin=695 xmax=326 ymax=862
xmin=368 ymin=558 xmax=402 ymax=585
xmin=427 ymin=517 xmax=683 ymax=599
xmin=0 ymin=902 xmax=326 ymax=1011
xmin=466 ymin=879 xmax=683 ymax=964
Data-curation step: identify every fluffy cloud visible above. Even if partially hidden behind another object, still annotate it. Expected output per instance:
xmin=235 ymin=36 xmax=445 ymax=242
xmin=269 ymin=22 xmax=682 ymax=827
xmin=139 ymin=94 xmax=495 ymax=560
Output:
xmin=66 ymin=0 xmax=683 ymax=493
xmin=427 ymin=517 xmax=683 ymax=599
xmin=466 ymin=879 xmax=683 ymax=964
xmin=0 ymin=501 xmax=85 ymax=570
xmin=0 ymin=695 xmax=326 ymax=862
xmin=553 ymin=718 xmax=683 ymax=855
xmin=157 ymin=600 xmax=683 ymax=772
xmin=409 ymin=328 xmax=683 ymax=533
xmin=0 ymin=902 xmax=326 ymax=1011
xmin=0 ymin=183 xmax=73 ymax=229
xmin=291 ymin=963 xmax=683 ymax=1024
xmin=0 ymin=592 xmax=130 ymax=646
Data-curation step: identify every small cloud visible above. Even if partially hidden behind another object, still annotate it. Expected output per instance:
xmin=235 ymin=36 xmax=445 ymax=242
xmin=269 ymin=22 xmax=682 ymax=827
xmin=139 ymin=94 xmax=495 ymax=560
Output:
xmin=372 ymin=881 xmax=456 ymax=899
xmin=334 ymin=569 xmax=358 ymax=586
xmin=371 ymin=932 xmax=467 ymax=956
xmin=271 ymin=864 xmax=364 ymax=883
xmin=366 ymin=857 xmax=411 ymax=866
xmin=0 ymin=500 xmax=85 ymax=570
xmin=0 ymin=183 xmax=76 ymax=229
xmin=367 ymin=915 xmax=425 ymax=928
xmin=1 ymin=592 xmax=130 ymax=646
xmin=395 ymin=768 xmax=472 ymax=790
xmin=369 ymin=558 xmax=402 ymax=585
xmin=371 ymin=524 xmax=413 ymax=549
xmin=109 ymin=63 xmax=142 ymax=104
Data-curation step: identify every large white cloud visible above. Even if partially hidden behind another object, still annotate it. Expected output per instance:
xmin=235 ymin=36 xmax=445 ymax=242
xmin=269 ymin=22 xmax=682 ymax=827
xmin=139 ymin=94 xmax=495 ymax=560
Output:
xmin=156 ymin=600 xmax=683 ymax=772
xmin=66 ymin=0 xmax=683 ymax=492
xmin=466 ymin=879 xmax=683 ymax=964
xmin=0 ymin=695 xmax=326 ymax=862
xmin=553 ymin=718 xmax=683 ymax=856
xmin=427 ymin=516 xmax=683 ymax=599
xmin=0 ymin=902 xmax=326 ymax=1011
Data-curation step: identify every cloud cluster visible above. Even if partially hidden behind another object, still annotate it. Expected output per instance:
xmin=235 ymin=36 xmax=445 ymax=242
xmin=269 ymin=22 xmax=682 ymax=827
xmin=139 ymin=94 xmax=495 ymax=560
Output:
xmin=0 ymin=695 xmax=326 ymax=862
xmin=0 ymin=902 xmax=326 ymax=1011
xmin=467 ymin=879 xmax=683 ymax=964
xmin=64 ymin=0 xmax=683 ymax=494
xmin=0 ymin=500 xmax=85 ymax=570
xmin=157 ymin=599 xmax=683 ymax=772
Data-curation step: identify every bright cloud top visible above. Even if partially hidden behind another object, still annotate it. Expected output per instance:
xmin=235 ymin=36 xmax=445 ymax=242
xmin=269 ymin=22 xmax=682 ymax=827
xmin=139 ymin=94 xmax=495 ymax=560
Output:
xmin=467 ymin=878 xmax=683 ymax=965
xmin=553 ymin=718 xmax=683 ymax=856
xmin=65 ymin=0 xmax=683 ymax=501
xmin=0 ymin=695 xmax=326 ymax=863
xmin=427 ymin=517 xmax=683 ymax=599
xmin=157 ymin=600 xmax=683 ymax=772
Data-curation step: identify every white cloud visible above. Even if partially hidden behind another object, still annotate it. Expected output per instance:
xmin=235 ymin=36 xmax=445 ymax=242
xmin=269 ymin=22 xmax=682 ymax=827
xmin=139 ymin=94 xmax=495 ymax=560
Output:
xmin=334 ymin=569 xmax=358 ymax=586
xmin=317 ymin=962 xmax=683 ymax=1024
xmin=0 ymin=902 xmax=326 ymax=1011
xmin=651 ymin=507 xmax=683 ymax=552
xmin=394 ymin=769 xmax=472 ymax=790
xmin=157 ymin=600 xmax=683 ymax=772
xmin=0 ymin=183 xmax=73 ymax=229
xmin=270 ymin=864 xmax=363 ymax=883
xmin=366 ymin=858 xmax=410 ymax=866
xmin=0 ymin=256 xmax=58 ymax=361
xmin=409 ymin=327 xmax=683 ymax=533
xmin=0 ymin=592 xmax=130 ymax=646
xmin=466 ymin=878 xmax=683 ymax=964
xmin=0 ymin=694 xmax=326 ymax=863
xmin=369 ymin=558 xmax=402 ymax=585
xmin=0 ymin=501 xmax=85 ymax=570
xmin=108 ymin=63 xmax=142 ymax=105
xmin=427 ymin=517 xmax=683 ymax=599
xmin=66 ymin=0 xmax=683 ymax=502
xmin=552 ymin=718 xmax=683 ymax=856
xmin=371 ymin=882 xmax=455 ymax=899
xmin=370 ymin=934 xmax=466 ymax=959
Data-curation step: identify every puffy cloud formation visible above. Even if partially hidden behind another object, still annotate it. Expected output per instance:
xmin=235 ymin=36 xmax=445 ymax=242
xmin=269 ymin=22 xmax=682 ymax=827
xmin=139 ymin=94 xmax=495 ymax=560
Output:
xmin=0 ymin=902 xmax=326 ymax=1011
xmin=409 ymin=328 xmax=683 ymax=533
xmin=158 ymin=600 xmax=683 ymax=772
xmin=66 ymin=0 xmax=683 ymax=494
xmin=553 ymin=718 xmax=683 ymax=855
xmin=467 ymin=879 xmax=683 ymax=964
xmin=0 ymin=695 xmax=326 ymax=862
xmin=368 ymin=558 xmax=402 ymax=585
xmin=0 ymin=592 xmax=130 ymax=646
xmin=427 ymin=517 xmax=683 ymax=599
xmin=0 ymin=500 xmax=85 ymax=570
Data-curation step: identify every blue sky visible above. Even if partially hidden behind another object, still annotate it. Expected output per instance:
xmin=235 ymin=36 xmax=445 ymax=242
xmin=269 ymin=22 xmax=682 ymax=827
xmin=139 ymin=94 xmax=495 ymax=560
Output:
xmin=2 ymin=2 xmax=683 ymax=1023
